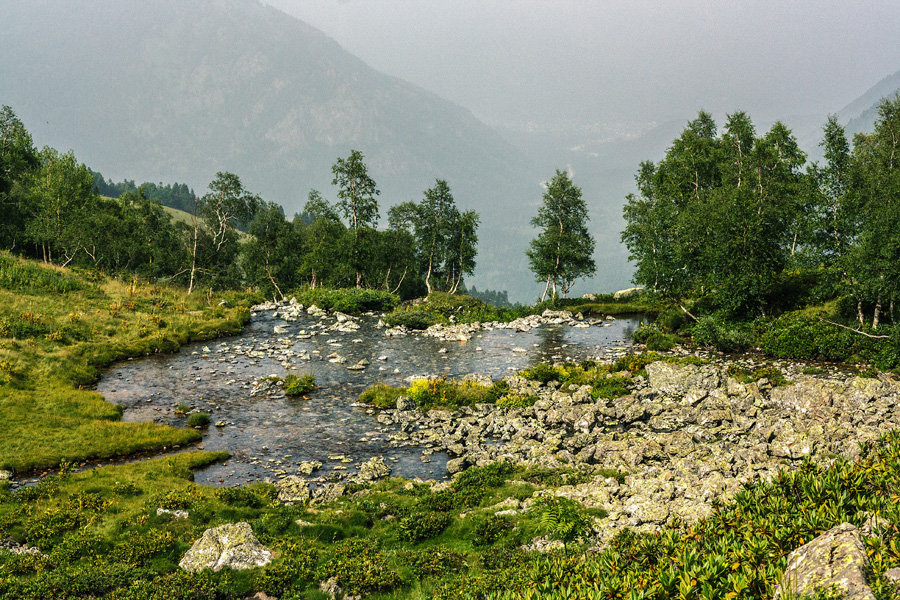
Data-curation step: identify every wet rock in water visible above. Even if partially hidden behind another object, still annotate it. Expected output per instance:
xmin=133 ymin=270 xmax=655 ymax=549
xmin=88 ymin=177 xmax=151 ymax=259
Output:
xmin=446 ymin=457 xmax=467 ymax=474
xmin=297 ymin=460 xmax=323 ymax=476
xmin=396 ymin=395 xmax=417 ymax=411
xmin=275 ymin=475 xmax=310 ymax=504
xmin=774 ymin=523 xmax=875 ymax=600
xmin=179 ymin=522 xmax=272 ymax=573
xmin=357 ymin=456 xmax=392 ymax=481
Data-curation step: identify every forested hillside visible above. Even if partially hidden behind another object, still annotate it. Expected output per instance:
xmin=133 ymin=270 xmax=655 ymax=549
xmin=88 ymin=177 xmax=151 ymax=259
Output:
xmin=0 ymin=0 xmax=537 ymax=297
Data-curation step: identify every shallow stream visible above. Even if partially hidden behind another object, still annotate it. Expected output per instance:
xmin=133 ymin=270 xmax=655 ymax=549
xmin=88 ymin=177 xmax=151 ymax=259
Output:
xmin=96 ymin=312 xmax=643 ymax=486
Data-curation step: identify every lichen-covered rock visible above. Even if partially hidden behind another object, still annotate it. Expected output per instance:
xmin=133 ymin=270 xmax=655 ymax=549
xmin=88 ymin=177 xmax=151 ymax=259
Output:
xmin=275 ymin=475 xmax=310 ymax=504
xmin=645 ymin=362 xmax=720 ymax=396
xmin=774 ymin=523 xmax=875 ymax=600
xmin=312 ymin=482 xmax=346 ymax=504
xmin=179 ymin=522 xmax=272 ymax=573
xmin=357 ymin=456 xmax=391 ymax=481
xmin=297 ymin=460 xmax=322 ymax=476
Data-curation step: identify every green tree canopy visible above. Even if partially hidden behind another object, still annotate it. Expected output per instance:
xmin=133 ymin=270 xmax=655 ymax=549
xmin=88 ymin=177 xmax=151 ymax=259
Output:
xmin=527 ymin=170 xmax=596 ymax=301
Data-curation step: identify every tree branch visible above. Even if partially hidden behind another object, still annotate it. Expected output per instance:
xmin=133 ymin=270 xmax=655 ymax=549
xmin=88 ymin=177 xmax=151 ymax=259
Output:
xmin=817 ymin=317 xmax=890 ymax=339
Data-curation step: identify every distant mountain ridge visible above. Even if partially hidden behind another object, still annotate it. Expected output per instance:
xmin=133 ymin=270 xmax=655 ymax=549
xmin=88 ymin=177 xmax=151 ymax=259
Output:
xmin=0 ymin=0 xmax=539 ymax=298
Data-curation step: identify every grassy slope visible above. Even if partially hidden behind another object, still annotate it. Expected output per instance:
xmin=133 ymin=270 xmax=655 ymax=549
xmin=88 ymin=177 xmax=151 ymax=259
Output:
xmin=0 ymin=253 xmax=260 ymax=472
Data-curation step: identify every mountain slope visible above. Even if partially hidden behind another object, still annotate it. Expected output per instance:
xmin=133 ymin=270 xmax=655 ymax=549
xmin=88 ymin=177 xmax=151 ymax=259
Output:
xmin=0 ymin=0 xmax=540 ymax=298
xmin=838 ymin=68 xmax=900 ymax=137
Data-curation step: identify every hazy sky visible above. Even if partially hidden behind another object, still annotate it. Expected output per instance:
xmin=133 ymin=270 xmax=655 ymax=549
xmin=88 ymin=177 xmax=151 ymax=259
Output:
xmin=264 ymin=0 xmax=900 ymax=129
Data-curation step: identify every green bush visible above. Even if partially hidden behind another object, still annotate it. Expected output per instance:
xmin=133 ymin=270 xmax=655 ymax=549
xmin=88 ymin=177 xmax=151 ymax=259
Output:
xmin=318 ymin=538 xmax=401 ymax=595
xmin=186 ymin=412 xmax=209 ymax=427
xmin=397 ymin=510 xmax=452 ymax=542
xmin=403 ymin=546 xmax=465 ymax=578
xmin=496 ymin=393 xmax=538 ymax=408
xmin=283 ymin=373 xmax=316 ymax=396
xmin=292 ymin=287 xmax=399 ymax=313
xmin=358 ymin=383 xmax=404 ymax=408
xmin=645 ymin=331 xmax=678 ymax=351
xmin=472 ymin=514 xmax=513 ymax=546
xmin=382 ymin=306 xmax=446 ymax=329
xmin=690 ymin=316 xmax=755 ymax=352
xmin=257 ymin=541 xmax=318 ymax=595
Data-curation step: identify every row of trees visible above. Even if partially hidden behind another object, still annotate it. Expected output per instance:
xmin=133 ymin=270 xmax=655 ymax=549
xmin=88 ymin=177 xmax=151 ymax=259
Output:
xmin=1 ymin=103 xmax=603 ymax=303
xmin=622 ymin=97 xmax=900 ymax=325
xmin=0 ymin=106 xmax=485 ymax=299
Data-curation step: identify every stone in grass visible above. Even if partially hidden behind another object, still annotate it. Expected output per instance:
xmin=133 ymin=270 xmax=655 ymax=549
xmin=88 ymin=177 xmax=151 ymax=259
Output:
xmin=319 ymin=576 xmax=361 ymax=600
xmin=774 ymin=522 xmax=875 ymax=600
xmin=275 ymin=475 xmax=310 ymax=504
xmin=179 ymin=522 xmax=271 ymax=573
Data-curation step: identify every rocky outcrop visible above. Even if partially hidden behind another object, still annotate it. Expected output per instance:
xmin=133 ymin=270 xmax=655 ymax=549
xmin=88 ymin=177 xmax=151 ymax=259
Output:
xmin=374 ymin=361 xmax=900 ymax=539
xmin=179 ymin=522 xmax=272 ymax=573
xmin=774 ymin=523 xmax=875 ymax=600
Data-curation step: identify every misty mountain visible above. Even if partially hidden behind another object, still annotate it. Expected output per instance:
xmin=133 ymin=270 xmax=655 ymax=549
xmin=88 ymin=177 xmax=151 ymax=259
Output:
xmin=840 ymin=68 xmax=900 ymax=138
xmin=0 ymin=0 xmax=550 ymax=299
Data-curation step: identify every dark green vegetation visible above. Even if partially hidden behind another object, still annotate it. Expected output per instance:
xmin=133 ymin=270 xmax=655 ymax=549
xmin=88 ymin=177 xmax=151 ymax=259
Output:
xmin=0 ymin=253 xmax=260 ymax=473
xmin=3 ymin=427 xmax=900 ymax=599
xmin=622 ymin=98 xmax=900 ymax=369
xmin=282 ymin=374 xmax=317 ymax=397
xmin=0 ymin=106 xmax=484 ymax=303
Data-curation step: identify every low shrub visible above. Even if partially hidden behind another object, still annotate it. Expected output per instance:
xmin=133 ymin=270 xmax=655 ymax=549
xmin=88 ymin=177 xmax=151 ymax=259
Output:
xmin=472 ymin=514 xmax=513 ymax=547
xmin=727 ymin=365 xmax=790 ymax=387
xmin=358 ymin=383 xmax=404 ymax=408
xmin=496 ymin=393 xmax=538 ymax=408
xmin=318 ymin=538 xmax=401 ymax=596
xmin=690 ymin=315 xmax=755 ymax=352
xmin=382 ymin=307 xmax=445 ymax=330
xmin=397 ymin=510 xmax=452 ymax=543
xmin=186 ymin=412 xmax=209 ymax=427
xmin=403 ymin=546 xmax=465 ymax=578
xmin=256 ymin=541 xmax=319 ymax=596
xmin=292 ymin=287 xmax=399 ymax=313
xmin=283 ymin=373 xmax=316 ymax=396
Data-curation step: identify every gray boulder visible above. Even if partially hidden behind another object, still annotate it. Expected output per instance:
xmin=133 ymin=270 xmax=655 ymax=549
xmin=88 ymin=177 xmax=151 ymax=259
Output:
xmin=179 ymin=522 xmax=272 ymax=573
xmin=774 ymin=523 xmax=875 ymax=600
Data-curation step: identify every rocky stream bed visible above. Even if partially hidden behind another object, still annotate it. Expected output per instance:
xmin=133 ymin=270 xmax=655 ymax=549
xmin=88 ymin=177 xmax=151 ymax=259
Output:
xmin=92 ymin=300 xmax=900 ymax=544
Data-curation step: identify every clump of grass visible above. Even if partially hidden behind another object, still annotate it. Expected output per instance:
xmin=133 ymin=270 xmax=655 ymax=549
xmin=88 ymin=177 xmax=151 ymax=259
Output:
xmin=727 ymin=364 xmax=790 ymax=387
xmin=186 ymin=412 xmax=210 ymax=427
xmin=358 ymin=383 xmax=405 ymax=408
xmin=283 ymin=373 xmax=316 ymax=396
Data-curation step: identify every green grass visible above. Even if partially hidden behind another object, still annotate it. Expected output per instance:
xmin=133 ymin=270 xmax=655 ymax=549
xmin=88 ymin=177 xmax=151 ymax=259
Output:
xmin=0 ymin=253 xmax=261 ymax=472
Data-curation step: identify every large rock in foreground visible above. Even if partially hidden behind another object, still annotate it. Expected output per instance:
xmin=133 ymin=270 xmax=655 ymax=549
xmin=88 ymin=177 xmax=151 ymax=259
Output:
xmin=179 ymin=522 xmax=272 ymax=573
xmin=774 ymin=523 xmax=875 ymax=600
